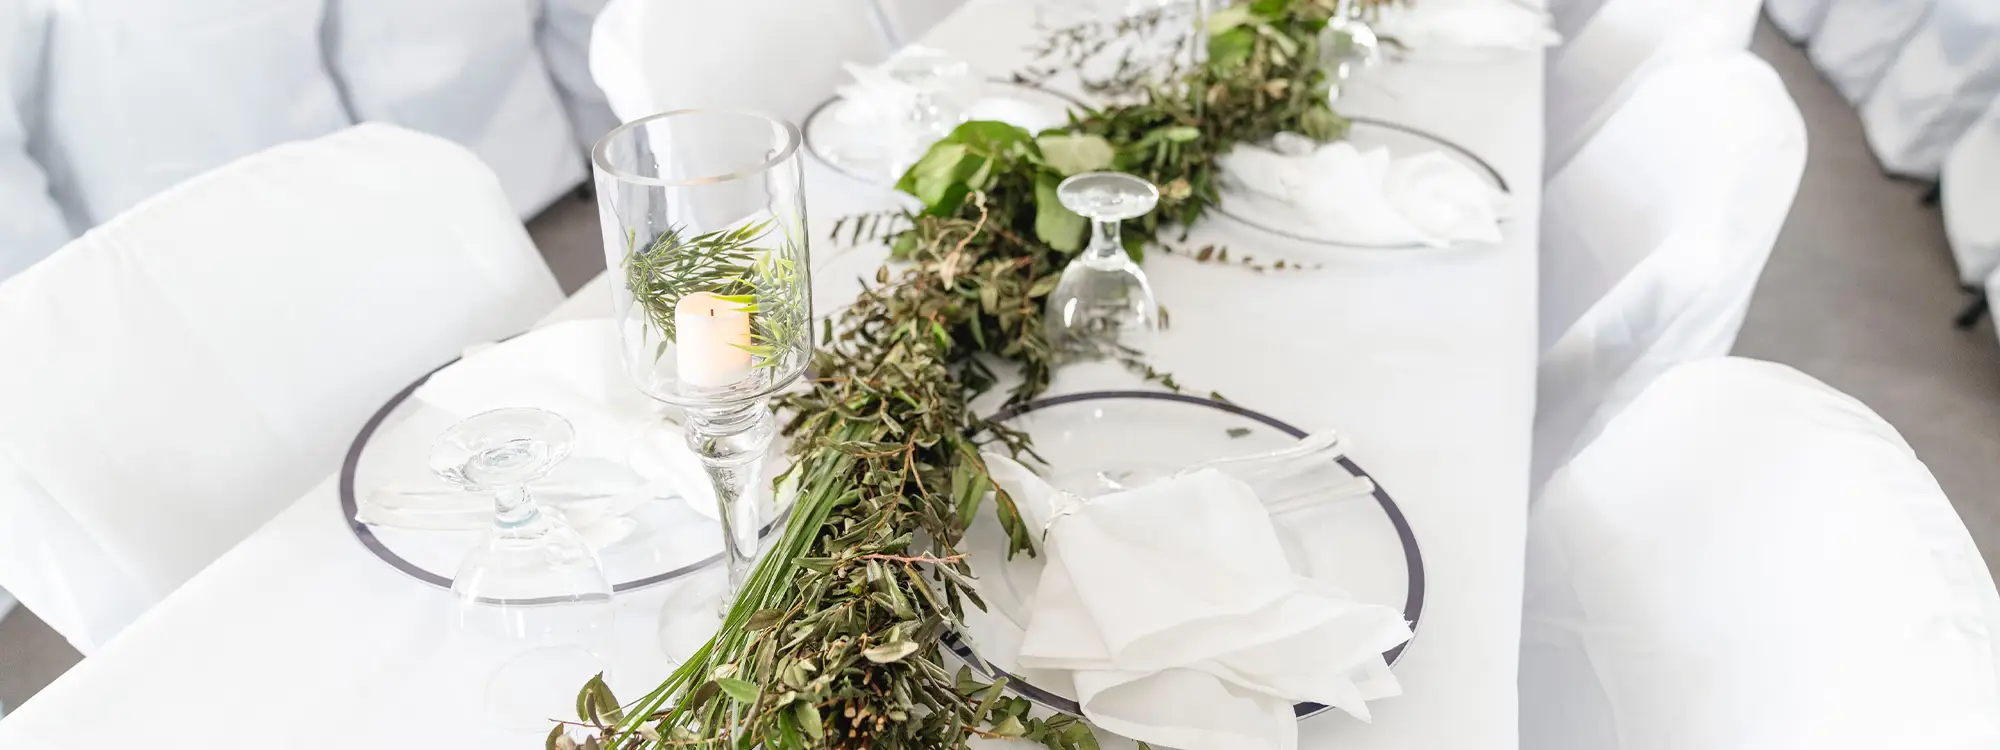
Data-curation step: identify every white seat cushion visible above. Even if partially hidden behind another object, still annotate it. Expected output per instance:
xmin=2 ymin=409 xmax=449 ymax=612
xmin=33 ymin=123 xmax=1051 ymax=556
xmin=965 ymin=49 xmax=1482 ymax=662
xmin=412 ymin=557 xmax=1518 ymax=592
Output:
xmin=1524 ymin=357 xmax=2000 ymax=750
xmin=1945 ymin=95 xmax=2000 ymax=286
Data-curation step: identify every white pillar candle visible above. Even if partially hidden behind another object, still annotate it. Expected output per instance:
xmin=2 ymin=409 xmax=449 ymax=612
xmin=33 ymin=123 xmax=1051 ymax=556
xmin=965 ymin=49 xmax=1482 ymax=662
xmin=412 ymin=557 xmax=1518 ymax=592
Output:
xmin=674 ymin=291 xmax=754 ymax=389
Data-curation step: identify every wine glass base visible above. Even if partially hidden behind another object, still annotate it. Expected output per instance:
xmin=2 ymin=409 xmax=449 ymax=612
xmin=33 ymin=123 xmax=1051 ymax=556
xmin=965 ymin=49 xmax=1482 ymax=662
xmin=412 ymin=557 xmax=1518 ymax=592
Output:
xmin=483 ymin=645 xmax=608 ymax=730
xmin=657 ymin=569 xmax=730 ymax=663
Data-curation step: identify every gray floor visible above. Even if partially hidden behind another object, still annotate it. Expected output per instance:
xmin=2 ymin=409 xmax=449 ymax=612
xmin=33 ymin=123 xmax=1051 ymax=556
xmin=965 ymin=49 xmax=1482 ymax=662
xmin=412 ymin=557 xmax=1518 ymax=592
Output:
xmin=3 ymin=16 xmax=1996 ymax=716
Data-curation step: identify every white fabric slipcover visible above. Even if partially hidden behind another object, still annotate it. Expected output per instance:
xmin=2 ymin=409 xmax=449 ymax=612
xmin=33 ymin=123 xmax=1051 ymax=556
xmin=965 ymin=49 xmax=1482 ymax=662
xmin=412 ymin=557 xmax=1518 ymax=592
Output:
xmin=537 ymin=0 xmax=621 ymax=154
xmin=1544 ymin=0 xmax=1761 ymax=176
xmin=1858 ymin=0 xmax=2000 ymax=179
xmin=1807 ymin=0 xmax=1935 ymax=106
xmin=325 ymin=0 xmax=587 ymax=218
xmin=0 ymin=124 xmax=563 ymax=653
xmin=1 ymin=0 xmax=72 ymax=280
xmin=1535 ymin=51 xmax=1805 ymax=489
xmin=1765 ymin=0 xmax=1830 ymax=42
xmin=589 ymin=0 xmax=890 ymax=125
xmin=1945 ymin=95 xmax=2000 ymax=286
xmin=872 ymin=0 xmax=969 ymax=46
xmin=30 ymin=0 xmax=353 ymax=226
xmin=1522 ymin=357 xmax=2000 ymax=750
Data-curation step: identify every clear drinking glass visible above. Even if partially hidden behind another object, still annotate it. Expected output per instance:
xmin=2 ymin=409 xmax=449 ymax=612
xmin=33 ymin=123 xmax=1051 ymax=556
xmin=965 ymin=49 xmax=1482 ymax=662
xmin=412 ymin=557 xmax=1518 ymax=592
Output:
xmin=1319 ymin=0 xmax=1381 ymax=105
xmin=591 ymin=110 xmax=813 ymax=620
xmin=1044 ymin=172 xmax=1162 ymax=361
xmin=430 ymin=407 xmax=613 ymax=728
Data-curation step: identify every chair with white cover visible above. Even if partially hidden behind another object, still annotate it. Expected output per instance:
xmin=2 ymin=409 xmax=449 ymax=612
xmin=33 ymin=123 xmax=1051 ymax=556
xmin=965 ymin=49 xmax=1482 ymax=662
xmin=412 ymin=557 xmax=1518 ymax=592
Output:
xmin=1545 ymin=0 xmax=1762 ymax=176
xmin=1522 ymin=357 xmax=2000 ymax=749
xmin=1857 ymin=0 xmax=2000 ymax=179
xmin=30 ymin=0 xmax=352 ymax=227
xmin=1 ymin=0 xmax=71 ymax=280
xmin=589 ymin=0 xmax=891 ymax=125
xmin=871 ymin=0 xmax=969 ymax=47
xmin=1765 ymin=0 xmax=1831 ymax=43
xmin=537 ymin=0 xmax=622 ymax=155
xmin=1536 ymin=51 xmax=1806 ymax=488
xmin=1548 ymin=0 xmax=1609 ymax=44
xmin=0 ymin=124 xmax=564 ymax=653
xmin=1946 ymin=96 xmax=2000 ymax=294
xmin=1807 ymin=0 xmax=1936 ymax=107
xmin=324 ymin=0 xmax=587 ymax=218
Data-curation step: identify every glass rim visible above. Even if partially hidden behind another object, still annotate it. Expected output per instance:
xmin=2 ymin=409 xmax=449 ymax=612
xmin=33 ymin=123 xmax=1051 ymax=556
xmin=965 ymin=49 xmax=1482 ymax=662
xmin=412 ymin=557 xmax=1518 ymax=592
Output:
xmin=590 ymin=108 xmax=804 ymax=187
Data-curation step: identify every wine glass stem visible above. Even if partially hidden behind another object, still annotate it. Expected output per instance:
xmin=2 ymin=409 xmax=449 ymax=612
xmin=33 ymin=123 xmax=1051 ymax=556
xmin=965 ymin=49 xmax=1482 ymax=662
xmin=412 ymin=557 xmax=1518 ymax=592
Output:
xmin=492 ymin=486 xmax=538 ymax=529
xmin=683 ymin=400 xmax=774 ymax=608
xmin=1084 ymin=219 xmax=1125 ymax=266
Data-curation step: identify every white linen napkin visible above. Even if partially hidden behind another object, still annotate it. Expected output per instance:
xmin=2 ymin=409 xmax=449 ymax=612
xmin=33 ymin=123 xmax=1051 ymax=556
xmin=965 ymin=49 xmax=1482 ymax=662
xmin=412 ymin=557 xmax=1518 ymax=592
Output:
xmin=354 ymin=320 xmax=715 ymax=528
xmin=1219 ymin=136 xmax=1510 ymax=247
xmin=1375 ymin=0 xmax=1560 ymax=56
xmin=982 ymin=439 xmax=1411 ymax=750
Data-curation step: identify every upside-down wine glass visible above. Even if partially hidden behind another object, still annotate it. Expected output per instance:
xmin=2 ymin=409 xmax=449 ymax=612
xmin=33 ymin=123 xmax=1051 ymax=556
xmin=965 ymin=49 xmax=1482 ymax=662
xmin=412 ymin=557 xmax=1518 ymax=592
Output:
xmin=1319 ymin=0 xmax=1381 ymax=105
xmin=591 ymin=109 xmax=813 ymax=651
xmin=1044 ymin=171 xmax=1162 ymax=362
xmin=431 ymin=407 xmax=613 ymax=728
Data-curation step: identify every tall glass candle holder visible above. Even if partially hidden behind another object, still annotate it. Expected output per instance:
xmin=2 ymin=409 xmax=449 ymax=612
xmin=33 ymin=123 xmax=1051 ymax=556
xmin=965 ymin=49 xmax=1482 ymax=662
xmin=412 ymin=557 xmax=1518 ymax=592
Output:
xmin=591 ymin=109 xmax=813 ymax=611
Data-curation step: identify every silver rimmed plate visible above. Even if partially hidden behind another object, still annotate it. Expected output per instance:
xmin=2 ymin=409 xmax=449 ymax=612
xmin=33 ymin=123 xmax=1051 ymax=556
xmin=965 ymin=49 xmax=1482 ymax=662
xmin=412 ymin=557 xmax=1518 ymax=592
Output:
xmin=1214 ymin=116 xmax=1511 ymax=250
xmin=945 ymin=390 xmax=1424 ymax=719
xmin=804 ymin=79 xmax=1088 ymax=184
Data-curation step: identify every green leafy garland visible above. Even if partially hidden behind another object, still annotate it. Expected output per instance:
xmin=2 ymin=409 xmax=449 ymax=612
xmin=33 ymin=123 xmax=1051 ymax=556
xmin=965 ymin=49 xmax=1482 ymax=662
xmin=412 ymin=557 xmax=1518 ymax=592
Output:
xmin=566 ymin=2 xmax=1390 ymax=748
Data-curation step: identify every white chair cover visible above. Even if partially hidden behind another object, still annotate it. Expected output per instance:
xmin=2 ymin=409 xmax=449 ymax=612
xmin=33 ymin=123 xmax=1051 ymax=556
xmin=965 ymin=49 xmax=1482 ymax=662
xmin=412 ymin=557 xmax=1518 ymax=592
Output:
xmin=0 ymin=0 xmax=70 ymax=280
xmin=590 ymin=0 xmax=891 ymax=125
xmin=1807 ymin=0 xmax=1936 ymax=106
xmin=872 ymin=0 xmax=968 ymax=46
xmin=1858 ymin=0 xmax=2000 ymax=179
xmin=1946 ymin=95 xmax=2000 ymax=286
xmin=1765 ymin=0 xmax=1831 ymax=42
xmin=1536 ymin=52 xmax=1805 ymax=488
xmin=1548 ymin=0 xmax=1609 ymax=45
xmin=325 ymin=0 xmax=587 ymax=218
xmin=1523 ymin=357 xmax=2000 ymax=750
xmin=31 ymin=0 xmax=352 ymax=226
xmin=537 ymin=0 xmax=621 ymax=155
xmin=1545 ymin=0 xmax=1762 ymax=176
xmin=0 ymin=124 xmax=564 ymax=653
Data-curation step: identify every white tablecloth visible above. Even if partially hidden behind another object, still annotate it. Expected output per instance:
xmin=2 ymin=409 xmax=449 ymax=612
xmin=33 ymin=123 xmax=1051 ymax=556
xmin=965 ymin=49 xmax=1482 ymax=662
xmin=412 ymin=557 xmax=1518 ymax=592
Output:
xmin=0 ymin=2 xmax=1540 ymax=747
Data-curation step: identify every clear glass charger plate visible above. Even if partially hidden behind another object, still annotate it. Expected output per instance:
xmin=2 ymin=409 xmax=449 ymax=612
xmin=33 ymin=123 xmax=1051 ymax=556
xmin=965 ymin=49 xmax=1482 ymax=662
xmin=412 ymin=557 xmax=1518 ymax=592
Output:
xmin=803 ymin=79 xmax=1089 ymax=184
xmin=946 ymin=390 xmax=1426 ymax=719
xmin=1213 ymin=116 xmax=1512 ymax=250
xmin=337 ymin=354 xmax=791 ymax=593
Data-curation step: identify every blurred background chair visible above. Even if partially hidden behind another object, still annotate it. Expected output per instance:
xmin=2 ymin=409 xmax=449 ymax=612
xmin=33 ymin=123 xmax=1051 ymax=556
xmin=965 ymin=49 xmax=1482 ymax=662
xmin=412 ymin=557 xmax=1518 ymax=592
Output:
xmin=30 ymin=0 xmax=353 ymax=227
xmin=0 ymin=124 xmax=563 ymax=653
xmin=1857 ymin=0 xmax=2000 ymax=179
xmin=1523 ymin=357 xmax=2000 ymax=749
xmin=1764 ymin=0 xmax=1830 ymax=43
xmin=1807 ymin=0 xmax=1936 ymax=107
xmin=0 ymin=0 xmax=70 ymax=280
xmin=1536 ymin=51 xmax=1806 ymax=489
xmin=323 ymin=0 xmax=586 ymax=217
xmin=1947 ymin=96 xmax=2000 ymax=322
xmin=590 ymin=0 xmax=892 ymax=125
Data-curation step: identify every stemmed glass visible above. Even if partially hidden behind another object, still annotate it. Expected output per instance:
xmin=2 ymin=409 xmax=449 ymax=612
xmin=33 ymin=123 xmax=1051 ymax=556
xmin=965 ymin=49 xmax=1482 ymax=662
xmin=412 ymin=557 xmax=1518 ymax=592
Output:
xmin=591 ymin=109 xmax=813 ymax=649
xmin=1319 ymin=0 xmax=1381 ymax=105
xmin=1044 ymin=171 xmax=1162 ymax=361
xmin=430 ymin=407 xmax=613 ymax=728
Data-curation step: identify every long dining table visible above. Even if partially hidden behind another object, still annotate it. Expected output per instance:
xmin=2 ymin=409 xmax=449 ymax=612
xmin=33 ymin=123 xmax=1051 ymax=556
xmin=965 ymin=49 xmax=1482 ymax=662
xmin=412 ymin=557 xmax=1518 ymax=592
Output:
xmin=0 ymin=2 xmax=1542 ymax=748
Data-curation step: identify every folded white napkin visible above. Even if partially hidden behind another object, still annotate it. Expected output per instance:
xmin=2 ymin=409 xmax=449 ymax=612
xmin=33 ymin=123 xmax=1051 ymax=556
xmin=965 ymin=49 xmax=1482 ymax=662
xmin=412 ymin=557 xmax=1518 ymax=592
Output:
xmin=982 ymin=436 xmax=1411 ymax=750
xmin=355 ymin=320 xmax=715 ymax=529
xmin=1375 ymin=0 xmax=1560 ymax=56
xmin=1219 ymin=136 xmax=1510 ymax=247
